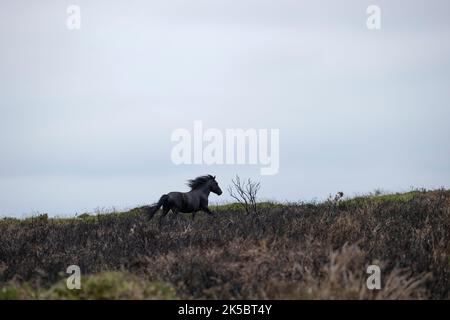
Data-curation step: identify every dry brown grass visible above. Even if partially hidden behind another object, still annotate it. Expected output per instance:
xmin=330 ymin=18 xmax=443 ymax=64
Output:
xmin=0 ymin=189 xmax=449 ymax=299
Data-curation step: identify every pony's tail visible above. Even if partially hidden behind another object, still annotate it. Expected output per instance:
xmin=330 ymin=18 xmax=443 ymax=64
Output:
xmin=145 ymin=194 xmax=169 ymax=220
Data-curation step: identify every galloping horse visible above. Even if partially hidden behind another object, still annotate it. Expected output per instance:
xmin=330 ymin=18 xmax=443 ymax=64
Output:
xmin=146 ymin=175 xmax=223 ymax=223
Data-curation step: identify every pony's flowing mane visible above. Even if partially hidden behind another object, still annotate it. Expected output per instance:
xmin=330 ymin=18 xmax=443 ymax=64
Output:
xmin=187 ymin=175 xmax=214 ymax=190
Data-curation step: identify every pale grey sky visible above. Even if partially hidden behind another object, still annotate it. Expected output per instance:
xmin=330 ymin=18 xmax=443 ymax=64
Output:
xmin=1 ymin=0 xmax=449 ymax=216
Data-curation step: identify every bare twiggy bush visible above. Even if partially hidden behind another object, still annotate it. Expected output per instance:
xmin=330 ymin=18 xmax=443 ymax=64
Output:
xmin=227 ymin=175 xmax=261 ymax=214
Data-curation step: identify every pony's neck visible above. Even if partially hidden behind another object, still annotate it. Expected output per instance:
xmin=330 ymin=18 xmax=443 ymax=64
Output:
xmin=196 ymin=184 xmax=211 ymax=195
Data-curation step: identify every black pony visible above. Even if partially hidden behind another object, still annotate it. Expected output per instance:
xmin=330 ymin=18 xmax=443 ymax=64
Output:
xmin=146 ymin=175 xmax=222 ymax=223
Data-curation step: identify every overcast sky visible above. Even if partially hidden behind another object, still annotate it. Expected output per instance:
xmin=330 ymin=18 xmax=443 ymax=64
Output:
xmin=1 ymin=0 xmax=449 ymax=217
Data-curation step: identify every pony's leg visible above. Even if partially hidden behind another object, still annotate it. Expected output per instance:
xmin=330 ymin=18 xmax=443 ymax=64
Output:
xmin=202 ymin=207 xmax=215 ymax=217
xmin=158 ymin=206 xmax=170 ymax=227
xmin=172 ymin=207 xmax=189 ymax=223
xmin=192 ymin=211 xmax=196 ymax=220
xmin=171 ymin=207 xmax=181 ymax=221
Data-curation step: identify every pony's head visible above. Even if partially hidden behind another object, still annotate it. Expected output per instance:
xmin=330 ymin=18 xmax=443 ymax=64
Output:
xmin=187 ymin=175 xmax=223 ymax=195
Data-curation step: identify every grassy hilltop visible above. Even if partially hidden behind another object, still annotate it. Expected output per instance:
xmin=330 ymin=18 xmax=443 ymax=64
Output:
xmin=0 ymin=189 xmax=449 ymax=299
